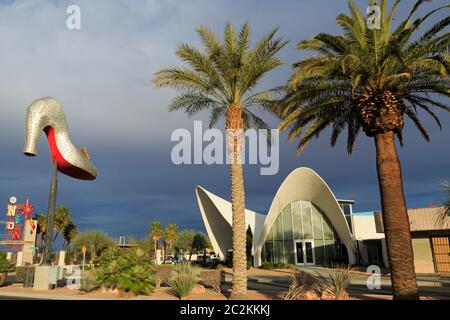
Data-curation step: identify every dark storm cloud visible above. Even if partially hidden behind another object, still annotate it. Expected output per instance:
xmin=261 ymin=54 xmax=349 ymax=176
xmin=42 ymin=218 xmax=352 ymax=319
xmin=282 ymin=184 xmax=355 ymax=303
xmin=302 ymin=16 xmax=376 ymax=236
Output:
xmin=0 ymin=0 xmax=448 ymax=239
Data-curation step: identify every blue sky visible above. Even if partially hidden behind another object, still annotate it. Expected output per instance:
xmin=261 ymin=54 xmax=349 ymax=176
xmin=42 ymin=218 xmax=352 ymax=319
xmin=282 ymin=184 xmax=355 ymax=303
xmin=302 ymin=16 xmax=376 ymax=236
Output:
xmin=0 ymin=0 xmax=448 ymax=241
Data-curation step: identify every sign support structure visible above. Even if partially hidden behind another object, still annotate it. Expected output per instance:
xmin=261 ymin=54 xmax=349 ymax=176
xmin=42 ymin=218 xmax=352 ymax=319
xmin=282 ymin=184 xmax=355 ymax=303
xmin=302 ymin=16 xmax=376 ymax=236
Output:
xmin=42 ymin=160 xmax=58 ymax=266
xmin=81 ymin=245 xmax=87 ymax=271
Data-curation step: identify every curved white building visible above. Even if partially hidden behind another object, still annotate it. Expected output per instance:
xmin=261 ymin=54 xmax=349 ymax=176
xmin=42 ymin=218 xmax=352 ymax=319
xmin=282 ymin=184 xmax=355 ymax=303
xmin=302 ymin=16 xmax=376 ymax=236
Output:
xmin=196 ymin=167 xmax=357 ymax=267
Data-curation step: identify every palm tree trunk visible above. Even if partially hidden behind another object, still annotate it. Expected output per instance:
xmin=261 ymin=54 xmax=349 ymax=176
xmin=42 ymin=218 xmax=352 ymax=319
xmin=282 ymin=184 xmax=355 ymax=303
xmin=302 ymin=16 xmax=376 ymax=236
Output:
xmin=230 ymin=162 xmax=247 ymax=299
xmin=163 ymin=243 xmax=166 ymax=264
xmin=374 ymin=131 xmax=419 ymax=300
xmin=227 ymin=104 xmax=247 ymax=299
xmin=154 ymin=240 xmax=157 ymax=264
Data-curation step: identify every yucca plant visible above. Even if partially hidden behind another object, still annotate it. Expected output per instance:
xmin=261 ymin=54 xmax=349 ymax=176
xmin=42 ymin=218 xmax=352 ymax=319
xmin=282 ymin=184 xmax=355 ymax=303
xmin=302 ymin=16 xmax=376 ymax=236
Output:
xmin=278 ymin=0 xmax=450 ymax=299
xmin=168 ymin=263 xmax=199 ymax=300
xmin=154 ymin=22 xmax=287 ymax=299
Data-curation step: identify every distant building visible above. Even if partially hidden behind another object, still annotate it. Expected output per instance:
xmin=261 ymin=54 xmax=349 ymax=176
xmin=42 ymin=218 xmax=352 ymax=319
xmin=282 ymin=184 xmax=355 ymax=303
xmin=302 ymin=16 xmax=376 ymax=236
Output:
xmin=373 ymin=207 xmax=450 ymax=273
xmin=115 ymin=236 xmax=139 ymax=249
xmin=196 ymin=167 xmax=450 ymax=273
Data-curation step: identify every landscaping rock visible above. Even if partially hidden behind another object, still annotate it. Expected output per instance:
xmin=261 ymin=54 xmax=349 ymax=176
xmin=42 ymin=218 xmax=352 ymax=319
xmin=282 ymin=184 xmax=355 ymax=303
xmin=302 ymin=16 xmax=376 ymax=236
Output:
xmin=298 ymin=290 xmax=321 ymax=300
xmin=321 ymin=289 xmax=349 ymax=300
xmin=191 ymin=284 xmax=206 ymax=294
xmin=101 ymin=287 xmax=119 ymax=294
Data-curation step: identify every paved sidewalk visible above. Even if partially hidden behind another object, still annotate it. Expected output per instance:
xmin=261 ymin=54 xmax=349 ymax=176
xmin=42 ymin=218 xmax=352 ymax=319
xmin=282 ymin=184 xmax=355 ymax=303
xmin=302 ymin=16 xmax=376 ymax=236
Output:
xmin=234 ymin=267 xmax=450 ymax=300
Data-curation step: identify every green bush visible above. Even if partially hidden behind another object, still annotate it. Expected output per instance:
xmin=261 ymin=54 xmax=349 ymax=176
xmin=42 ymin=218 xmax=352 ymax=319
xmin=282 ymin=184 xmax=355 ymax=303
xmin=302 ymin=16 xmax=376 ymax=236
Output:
xmin=0 ymin=252 xmax=14 ymax=273
xmin=95 ymin=248 xmax=155 ymax=296
xmin=168 ymin=263 xmax=199 ymax=299
xmin=260 ymin=262 xmax=295 ymax=269
xmin=0 ymin=252 xmax=14 ymax=287
xmin=98 ymin=247 xmax=122 ymax=266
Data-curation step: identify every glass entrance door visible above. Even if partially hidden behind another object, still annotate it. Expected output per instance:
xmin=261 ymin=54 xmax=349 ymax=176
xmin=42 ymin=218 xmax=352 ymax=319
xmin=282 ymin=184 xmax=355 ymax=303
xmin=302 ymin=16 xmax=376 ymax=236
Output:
xmin=294 ymin=240 xmax=315 ymax=265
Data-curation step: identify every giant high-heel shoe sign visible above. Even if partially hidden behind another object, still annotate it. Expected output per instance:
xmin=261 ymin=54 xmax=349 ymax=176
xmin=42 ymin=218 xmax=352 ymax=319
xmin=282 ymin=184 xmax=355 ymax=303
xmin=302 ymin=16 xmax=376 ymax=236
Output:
xmin=24 ymin=97 xmax=97 ymax=180
xmin=23 ymin=97 xmax=97 ymax=266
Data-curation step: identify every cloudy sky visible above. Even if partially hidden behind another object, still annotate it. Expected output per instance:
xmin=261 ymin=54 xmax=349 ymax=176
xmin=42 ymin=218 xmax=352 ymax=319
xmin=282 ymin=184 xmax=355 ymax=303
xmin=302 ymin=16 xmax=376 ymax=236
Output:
xmin=0 ymin=0 xmax=448 ymax=241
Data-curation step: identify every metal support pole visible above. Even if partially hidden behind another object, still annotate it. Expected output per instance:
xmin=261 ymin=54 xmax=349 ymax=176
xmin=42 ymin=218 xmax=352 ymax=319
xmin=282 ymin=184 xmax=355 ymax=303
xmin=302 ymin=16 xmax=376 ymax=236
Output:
xmin=42 ymin=159 xmax=58 ymax=266
xmin=82 ymin=252 xmax=85 ymax=271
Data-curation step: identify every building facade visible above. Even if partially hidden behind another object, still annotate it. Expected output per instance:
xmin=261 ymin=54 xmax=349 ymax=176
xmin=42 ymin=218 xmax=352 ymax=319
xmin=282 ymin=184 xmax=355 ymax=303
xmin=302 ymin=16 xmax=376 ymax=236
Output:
xmin=196 ymin=167 xmax=450 ymax=273
xmin=197 ymin=167 xmax=356 ymax=267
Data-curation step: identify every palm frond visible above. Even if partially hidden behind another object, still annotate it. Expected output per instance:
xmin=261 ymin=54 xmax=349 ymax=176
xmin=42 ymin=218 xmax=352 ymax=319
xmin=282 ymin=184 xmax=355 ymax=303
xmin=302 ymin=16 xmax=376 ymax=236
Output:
xmin=154 ymin=22 xmax=286 ymax=132
xmin=279 ymin=0 xmax=449 ymax=156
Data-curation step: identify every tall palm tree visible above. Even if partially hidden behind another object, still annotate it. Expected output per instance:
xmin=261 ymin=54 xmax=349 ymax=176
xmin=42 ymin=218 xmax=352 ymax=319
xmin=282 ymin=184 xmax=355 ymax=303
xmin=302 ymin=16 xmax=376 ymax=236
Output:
xmin=153 ymin=22 xmax=287 ymax=298
xmin=164 ymin=223 xmax=179 ymax=261
xmin=149 ymin=221 xmax=163 ymax=263
xmin=278 ymin=0 xmax=449 ymax=300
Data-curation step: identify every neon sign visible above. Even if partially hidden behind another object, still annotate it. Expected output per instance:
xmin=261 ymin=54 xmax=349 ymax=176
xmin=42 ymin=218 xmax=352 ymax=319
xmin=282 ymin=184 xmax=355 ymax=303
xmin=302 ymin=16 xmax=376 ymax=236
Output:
xmin=5 ymin=196 xmax=35 ymax=242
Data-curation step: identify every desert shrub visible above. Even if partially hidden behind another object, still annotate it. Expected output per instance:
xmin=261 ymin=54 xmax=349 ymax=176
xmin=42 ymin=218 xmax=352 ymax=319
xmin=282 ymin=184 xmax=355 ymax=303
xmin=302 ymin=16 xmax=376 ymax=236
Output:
xmin=152 ymin=264 xmax=174 ymax=288
xmin=261 ymin=262 xmax=273 ymax=269
xmin=316 ymin=263 xmax=355 ymax=300
xmin=261 ymin=262 xmax=293 ymax=269
xmin=215 ymin=263 xmax=224 ymax=270
xmin=168 ymin=263 xmax=199 ymax=299
xmin=200 ymin=270 xmax=222 ymax=293
xmin=79 ymin=276 xmax=98 ymax=293
xmin=284 ymin=269 xmax=318 ymax=300
xmin=205 ymin=259 xmax=221 ymax=269
xmin=14 ymin=266 xmax=35 ymax=283
xmin=95 ymin=248 xmax=155 ymax=296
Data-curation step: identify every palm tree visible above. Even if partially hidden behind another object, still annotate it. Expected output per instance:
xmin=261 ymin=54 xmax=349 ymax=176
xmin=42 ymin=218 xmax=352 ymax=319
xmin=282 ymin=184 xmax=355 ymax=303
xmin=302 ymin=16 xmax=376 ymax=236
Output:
xmin=164 ymin=223 xmax=179 ymax=262
xmin=62 ymin=221 xmax=77 ymax=250
xmin=192 ymin=232 xmax=209 ymax=263
xmin=53 ymin=205 xmax=71 ymax=242
xmin=34 ymin=214 xmax=47 ymax=246
xmin=278 ymin=0 xmax=449 ymax=300
xmin=35 ymin=207 xmax=76 ymax=250
xmin=153 ymin=22 xmax=287 ymax=298
xmin=149 ymin=221 xmax=163 ymax=263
